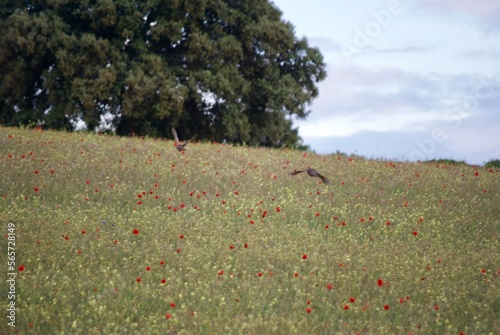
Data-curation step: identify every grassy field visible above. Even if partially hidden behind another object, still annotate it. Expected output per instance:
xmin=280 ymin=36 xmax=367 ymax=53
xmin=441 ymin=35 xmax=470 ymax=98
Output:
xmin=1 ymin=126 xmax=499 ymax=335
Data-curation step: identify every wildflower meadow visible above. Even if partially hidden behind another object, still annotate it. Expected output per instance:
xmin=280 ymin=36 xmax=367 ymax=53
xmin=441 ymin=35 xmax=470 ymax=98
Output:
xmin=1 ymin=126 xmax=499 ymax=334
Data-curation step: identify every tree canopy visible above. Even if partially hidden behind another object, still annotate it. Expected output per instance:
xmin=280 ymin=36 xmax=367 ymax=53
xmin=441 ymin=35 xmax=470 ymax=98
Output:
xmin=0 ymin=0 xmax=326 ymax=147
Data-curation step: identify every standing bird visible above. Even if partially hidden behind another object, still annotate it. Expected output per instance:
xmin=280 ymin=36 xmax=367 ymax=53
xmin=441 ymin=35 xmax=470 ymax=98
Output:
xmin=172 ymin=127 xmax=197 ymax=151
xmin=290 ymin=168 xmax=331 ymax=184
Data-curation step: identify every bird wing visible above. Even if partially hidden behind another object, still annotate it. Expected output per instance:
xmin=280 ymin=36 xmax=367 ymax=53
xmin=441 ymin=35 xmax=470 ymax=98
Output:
xmin=186 ymin=134 xmax=197 ymax=144
xmin=171 ymin=127 xmax=180 ymax=143
xmin=317 ymin=173 xmax=331 ymax=184
xmin=290 ymin=170 xmax=305 ymax=175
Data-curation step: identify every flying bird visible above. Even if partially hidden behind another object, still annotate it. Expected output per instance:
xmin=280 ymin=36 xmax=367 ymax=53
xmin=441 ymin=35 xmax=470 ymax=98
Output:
xmin=290 ymin=168 xmax=331 ymax=184
xmin=172 ymin=127 xmax=197 ymax=151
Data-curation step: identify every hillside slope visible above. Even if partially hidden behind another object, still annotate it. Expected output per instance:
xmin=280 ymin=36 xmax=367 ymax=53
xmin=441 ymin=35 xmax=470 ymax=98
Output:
xmin=1 ymin=127 xmax=499 ymax=334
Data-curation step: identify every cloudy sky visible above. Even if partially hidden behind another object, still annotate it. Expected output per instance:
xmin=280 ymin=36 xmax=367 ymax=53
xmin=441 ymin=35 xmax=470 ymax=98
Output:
xmin=272 ymin=0 xmax=500 ymax=165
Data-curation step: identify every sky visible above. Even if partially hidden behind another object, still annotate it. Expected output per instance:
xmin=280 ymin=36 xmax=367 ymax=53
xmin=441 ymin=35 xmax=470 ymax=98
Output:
xmin=272 ymin=0 xmax=500 ymax=165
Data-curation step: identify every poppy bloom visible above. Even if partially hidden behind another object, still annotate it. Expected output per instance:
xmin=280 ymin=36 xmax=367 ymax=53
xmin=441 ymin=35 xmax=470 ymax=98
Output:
xmin=306 ymin=307 xmax=312 ymax=313
xmin=18 ymin=265 xmax=25 ymax=272
xmin=165 ymin=313 xmax=171 ymax=319
xmin=302 ymin=254 xmax=308 ymax=260
xmin=170 ymin=302 xmax=176 ymax=308
xmin=343 ymin=305 xmax=349 ymax=310
xmin=350 ymin=297 xmax=356 ymax=303
xmin=326 ymin=283 xmax=333 ymax=290
xmin=161 ymin=279 xmax=166 ymax=284
xmin=377 ymin=279 xmax=384 ymax=287
xmin=133 ymin=229 xmax=139 ymax=235
xmin=384 ymin=304 xmax=390 ymax=310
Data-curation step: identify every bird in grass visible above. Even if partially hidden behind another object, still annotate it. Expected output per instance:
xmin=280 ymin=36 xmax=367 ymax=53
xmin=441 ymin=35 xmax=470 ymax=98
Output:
xmin=290 ymin=168 xmax=331 ymax=184
xmin=172 ymin=127 xmax=197 ymax=151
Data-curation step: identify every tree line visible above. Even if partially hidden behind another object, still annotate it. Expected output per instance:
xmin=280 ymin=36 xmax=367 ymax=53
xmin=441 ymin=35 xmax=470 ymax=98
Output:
xmin=0 ymin=0 xmax=326 ymax=148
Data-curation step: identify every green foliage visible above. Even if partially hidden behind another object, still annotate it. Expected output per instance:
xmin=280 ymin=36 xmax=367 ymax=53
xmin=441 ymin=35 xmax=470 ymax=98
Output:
xmin=0 ymin=0 xmax=326 ymax=148
xmin=485 ymin=159 xmax=500 ymax=169
xmin=1 ymin=127 xmax=499 ymax=334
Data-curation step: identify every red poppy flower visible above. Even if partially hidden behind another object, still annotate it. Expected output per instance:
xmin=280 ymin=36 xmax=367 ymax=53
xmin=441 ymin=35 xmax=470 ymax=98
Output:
xmin=136 ymin=277 xmax=141 ymax=282
xmin=165 ymin=313 xmax=171 ymax=319
xmin=377 ymin=279 xmax=384 ymax=287
xmin=343 ymin=305 xmax=349 ymax=310
xmin=306 ymin=307 xmax=312 ymax=313
xmin=384 ymin=304 xmax=390 ymax=310
xmin=170 ymin=302 xmax=176 ymax=308
xmin=302 ymin=254 xmax=308 ymax=259
xmin=133 ymin=229 xmax=139 ymax=235
xmin=350 ymin=297 xmax=356 ymax=303
xmin=161 ymin=279 xmax=166 ymax=284
xmin=18 ymin=265 xmax=25 ymax=272
xmin=146 ymin=266 xmax=151 ymax=271
xmin=326 ymin=283 xmax=333 ymax=290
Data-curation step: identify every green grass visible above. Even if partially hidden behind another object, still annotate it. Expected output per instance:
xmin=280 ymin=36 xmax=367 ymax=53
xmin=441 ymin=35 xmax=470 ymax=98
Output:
xmin=1 ymin=126 xmax=499 ymax=335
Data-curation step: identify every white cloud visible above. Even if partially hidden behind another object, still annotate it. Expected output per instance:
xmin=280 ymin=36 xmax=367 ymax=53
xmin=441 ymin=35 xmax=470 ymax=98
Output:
xmin=413 ymin=0 xmax=500 ymax=21
xmin=297 ymin=109 xmax=474 ymax=138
